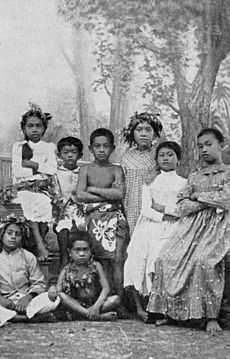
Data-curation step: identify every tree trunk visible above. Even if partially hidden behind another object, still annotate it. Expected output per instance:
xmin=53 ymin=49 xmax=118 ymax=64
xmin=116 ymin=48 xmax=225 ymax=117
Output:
xmin=171 ymin=0 xmax=230 ymax=176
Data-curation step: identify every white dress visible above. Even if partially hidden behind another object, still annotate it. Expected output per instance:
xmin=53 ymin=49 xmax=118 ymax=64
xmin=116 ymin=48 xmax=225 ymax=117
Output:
xmin=124 ymin=170 xmax=187 ymax=296
xmin=12 ymin=140 xmax=57 ymax=222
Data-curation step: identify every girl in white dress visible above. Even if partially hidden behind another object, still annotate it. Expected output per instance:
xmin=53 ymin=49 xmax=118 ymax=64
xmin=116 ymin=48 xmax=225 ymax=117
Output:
xmin=12 ymin=103 xmax=57 ymax=261
xmin=124 ymin=141 xmax=186 ymax=321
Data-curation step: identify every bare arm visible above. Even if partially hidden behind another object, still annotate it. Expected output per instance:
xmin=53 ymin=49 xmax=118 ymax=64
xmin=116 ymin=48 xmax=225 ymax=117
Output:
xmin=76 ymin=165 xmax=106 ymax=203
xmin=87 ymin=165 xmax=125 ymax=201
xmin=92 ymin=261 xmax=110 ymax=309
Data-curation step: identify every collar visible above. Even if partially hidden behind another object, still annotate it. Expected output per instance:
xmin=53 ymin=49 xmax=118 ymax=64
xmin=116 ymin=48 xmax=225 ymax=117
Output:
xmin=159 ymin=170 xmax=177 ymax=177
xmin=200 ymin=163 xmax=226 ymax=175
xmin=28 ymin=140 xmax=43 ymax=149
xmin=2 ymin=247 xmax=21 ymax=256
xmin=58 ymin=165 xmax=79 ymax=174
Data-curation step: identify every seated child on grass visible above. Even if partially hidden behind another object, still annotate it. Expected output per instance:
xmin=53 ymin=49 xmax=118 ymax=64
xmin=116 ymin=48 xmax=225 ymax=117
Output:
xmin=48 ymin=232 xmax=120 ymax=321
xmin=0 ymin=215 xmax=59 ymax=326
xmin=76 ymin=128 xmax=130 ymax=298
xmin=54 ymin=136 xmax=85 ymax=269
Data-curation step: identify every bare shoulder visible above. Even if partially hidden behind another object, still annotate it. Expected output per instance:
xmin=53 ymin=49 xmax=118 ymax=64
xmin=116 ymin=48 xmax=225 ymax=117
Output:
xmin=78 ymin=164 xmax=89 ymax=175
xmin=94 ymin=260 xmax=103 ymax=271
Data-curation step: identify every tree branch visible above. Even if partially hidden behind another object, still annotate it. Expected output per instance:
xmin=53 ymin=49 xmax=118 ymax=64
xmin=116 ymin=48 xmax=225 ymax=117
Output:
xmin=59 ymin=44 xmax=77 ymax=75
xmin=98 ymin=42 xmax=112 ymax=98
xmin=168 ymin=103 xmax=181 ymax=114
xmin=137 ymin=34 xmax=165 ymax=55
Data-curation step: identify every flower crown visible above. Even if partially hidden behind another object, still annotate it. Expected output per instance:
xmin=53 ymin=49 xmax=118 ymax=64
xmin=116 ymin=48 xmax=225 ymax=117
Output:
xmin=0 ymin=213 xmax=27 ymax=229
xmin=28 ymin=102 xmax=52 ymax=121
xmin=122 ymin=111 xmax=163 ymax=146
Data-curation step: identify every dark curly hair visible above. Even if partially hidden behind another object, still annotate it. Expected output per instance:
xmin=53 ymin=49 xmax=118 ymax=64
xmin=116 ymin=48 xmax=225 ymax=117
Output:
xmin=57 ymin=136 xmax=84 ymax=158
xmin=0 ymin=215 xmax=29 ymax=252
xmin=197 ymin=128 xmax=224 ymax=143
xmin=122 ymin=112 xmax=163 ymax=147
xmin=90 ymin=128 xmax=115 ymax=146
xmin=155 ymin=141 xmax=182 ymax=161
xmin=20 ymin=102 xmax=52 ymax=140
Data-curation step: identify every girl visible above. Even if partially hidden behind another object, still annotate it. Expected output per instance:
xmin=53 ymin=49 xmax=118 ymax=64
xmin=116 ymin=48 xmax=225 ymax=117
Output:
xmin=147 ymin=128 xmax=230 ymax=334
xmin=0 ymin=215 xmax=59 ymax=326
xmin=124 ymin=141 xmax=186 ymax=321
xmin=12 ymin=103 xmax=57 ymax=261
xmin=48 ymin=231 xmax=120 ymax=321
xmin=121 ymin=112 xmax=163 ymax=236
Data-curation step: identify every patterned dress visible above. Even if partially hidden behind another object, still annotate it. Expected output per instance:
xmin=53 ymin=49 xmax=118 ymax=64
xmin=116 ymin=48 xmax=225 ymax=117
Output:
xmin=84 ymin=202 xmax=129 ymax=262
xmin=124 ymin=171 xmax=186 ymax=296
xmin=121 ymin=145 xmax=159 ymax=236
xmin=147 ymin=163 xmax=230 ymax=321
xmin=54 ymin=166 xmax=85 ymax=232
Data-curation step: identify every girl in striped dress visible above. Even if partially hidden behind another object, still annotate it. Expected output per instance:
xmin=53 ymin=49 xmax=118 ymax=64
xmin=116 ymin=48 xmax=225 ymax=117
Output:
xmin=121 ymin=112 xmax=163 ymax=236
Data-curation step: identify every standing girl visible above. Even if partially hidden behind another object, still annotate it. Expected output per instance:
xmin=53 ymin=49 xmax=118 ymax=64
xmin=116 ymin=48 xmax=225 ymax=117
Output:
xmin=121 ymin=112 xmax=163 ymax=236
xmin=12 ymin=103 xmax=57 ymax=261
xmin=124 ymin=141 xmax=186 ymax=321
xmin=147 ymin=128 xmax=230 ymax=334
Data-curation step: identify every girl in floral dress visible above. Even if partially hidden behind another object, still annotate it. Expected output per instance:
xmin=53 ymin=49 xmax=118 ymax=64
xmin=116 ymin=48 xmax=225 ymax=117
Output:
xmin=124 ymin=141 xmax=186 ymax=321
xmin=147 ymin=128 xmax=230 ymax=334
xmin=121 ymin=112 xmax=163 ymax=236
xmin=12 ymin=103 xmax=57 ymax=261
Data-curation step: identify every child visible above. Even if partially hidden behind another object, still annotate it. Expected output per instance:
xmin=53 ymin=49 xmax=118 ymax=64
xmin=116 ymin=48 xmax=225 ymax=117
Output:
xmin=12 ymin=103 xmax=57 ymax=261
xmin=147 ymin=128 xmax=230 ymax=334
xmin=0 ymin=215 xmax=59 ymax=326
xmin=76 ymin=128 xmax=129 ymax=299
xmin=124 ymin=141 xmax=186 ymax=321
xmin=54 ymin=136 xmax=86 ymax=269
xmin=121 ymin=112 xmax=163 ymax=236
xmin=48 ymin=232 xmax=120 ymax=321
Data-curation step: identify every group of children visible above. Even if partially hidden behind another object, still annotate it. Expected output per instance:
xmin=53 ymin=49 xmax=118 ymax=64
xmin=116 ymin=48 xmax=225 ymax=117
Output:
xmin=0 ymin=103 xmax=229 ymax=334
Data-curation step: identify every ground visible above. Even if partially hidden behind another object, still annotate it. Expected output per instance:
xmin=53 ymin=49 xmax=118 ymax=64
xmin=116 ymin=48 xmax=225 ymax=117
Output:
xmin=1 ymin=320 xmax=230 ymax=359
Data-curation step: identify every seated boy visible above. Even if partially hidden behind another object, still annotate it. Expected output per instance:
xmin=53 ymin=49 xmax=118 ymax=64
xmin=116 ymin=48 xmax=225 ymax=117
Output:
xmin=0 ymin=215 xmax=59 ymax=326
xmin=76 ymin=128 xmax=129 ymax=299
xmin=54 ymin=136 xmax=85 ymax=269
xmin=48 ymin=232 xmax=120 ymax=321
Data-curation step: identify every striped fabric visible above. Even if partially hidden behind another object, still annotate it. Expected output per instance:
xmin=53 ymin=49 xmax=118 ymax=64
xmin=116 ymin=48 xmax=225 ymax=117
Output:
xmin=121 ymin=145 xmax=158 ymax=236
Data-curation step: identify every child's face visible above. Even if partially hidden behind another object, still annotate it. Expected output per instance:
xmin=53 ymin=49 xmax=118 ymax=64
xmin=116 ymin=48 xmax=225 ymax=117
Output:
xmin=133 ymin=121 xmax=155 ymax=149
xmin=24 ymin=116 xmax=45 ymax=143
xmin=198 ymin=133 xmax=223 ymax=164
xmin=2 ymin=224 xmax=22 ymax=252
xmin=89 ymin=136 xmax=115 ymax=163
xmin=157 ymin=147 xmax=178 ymax=172
xmin=69 ymin=240 xmax=91 ymax=265
xmin=59 ymin=145 xmax=81 ymax=170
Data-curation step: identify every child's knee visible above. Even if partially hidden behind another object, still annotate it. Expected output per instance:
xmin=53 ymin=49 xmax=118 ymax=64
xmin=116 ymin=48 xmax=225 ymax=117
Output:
xmin=108 ymin=295 xmax=121 ymax=307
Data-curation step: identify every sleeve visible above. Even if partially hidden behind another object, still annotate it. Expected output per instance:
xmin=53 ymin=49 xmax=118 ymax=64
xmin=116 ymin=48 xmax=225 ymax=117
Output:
xmin=140 ymin=183 xmax=164 ymax=222
xmin=197 ymin=170 xmax=230 ymax=211
xmin=37 ymin=143 xmax=57 ymax=175
xmin=177 ymin=174 xmax=207 ymax=217
xmin=25 ymin=251 xmax=46 ymax=295
xmin=12 ymin=142 xmax=33 ymax=180
xmin=164 ymin=179 xmax=188 ymax=217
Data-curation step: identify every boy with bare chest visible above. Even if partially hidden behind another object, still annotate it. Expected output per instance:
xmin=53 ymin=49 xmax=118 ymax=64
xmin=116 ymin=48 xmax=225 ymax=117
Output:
xmin=76 ymin=128 xmax=129 ymax=299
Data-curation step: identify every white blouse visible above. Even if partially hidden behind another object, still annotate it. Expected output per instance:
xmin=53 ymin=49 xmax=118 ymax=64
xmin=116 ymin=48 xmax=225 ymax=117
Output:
xmin=12 ymin=140 xmax=57 ymax=183
xmin=141 ymin=170 xmax=187 ymax=222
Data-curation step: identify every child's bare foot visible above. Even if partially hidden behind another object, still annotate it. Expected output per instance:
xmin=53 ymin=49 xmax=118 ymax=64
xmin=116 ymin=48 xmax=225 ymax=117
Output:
xmin=99 ymin=312 xmax=118 ymax=321
xmin=137 ymin=309 xmax=148 ymax=323
xmin=206 ymin=320 xmax=222 ymax=335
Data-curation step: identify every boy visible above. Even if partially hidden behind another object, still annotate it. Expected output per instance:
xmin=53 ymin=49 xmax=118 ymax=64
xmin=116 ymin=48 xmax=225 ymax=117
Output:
xmin=54 ymin=136 xmax=85 ymax=269
xmin=76 ymin=128 xmax=129 ymax=299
